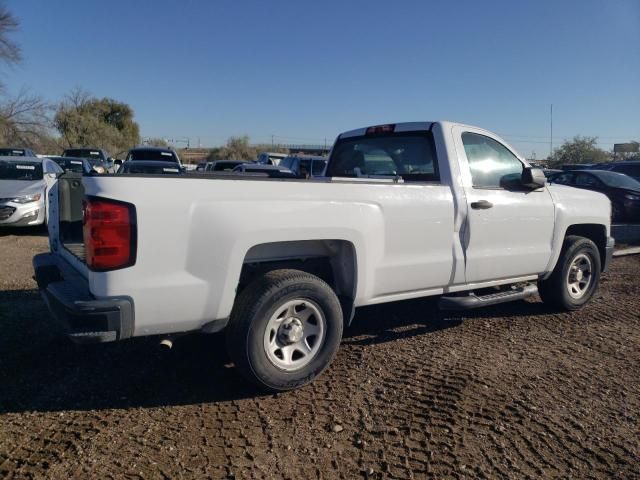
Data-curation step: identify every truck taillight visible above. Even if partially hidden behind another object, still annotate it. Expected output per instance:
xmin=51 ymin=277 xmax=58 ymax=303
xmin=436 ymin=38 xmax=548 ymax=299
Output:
xmin=366 ymin=124 xmax=396 ymax=135
xmin=83 ymin=196 xmax=136 ymax=271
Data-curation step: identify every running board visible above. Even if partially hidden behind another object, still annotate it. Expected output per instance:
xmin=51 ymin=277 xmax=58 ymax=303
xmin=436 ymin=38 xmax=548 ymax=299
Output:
xmin=438 ymin=284 xmax=538 ymax=311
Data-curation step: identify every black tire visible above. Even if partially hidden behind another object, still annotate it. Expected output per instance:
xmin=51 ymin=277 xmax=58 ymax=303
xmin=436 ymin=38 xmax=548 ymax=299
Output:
xmin=538 ymin=235 xmax=601 ymax=311
xmin=226 ymin=269 xmax=343 ymax=391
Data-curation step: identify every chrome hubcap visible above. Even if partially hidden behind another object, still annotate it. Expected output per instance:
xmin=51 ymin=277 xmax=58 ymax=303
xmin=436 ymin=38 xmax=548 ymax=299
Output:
xmin=280 ymin=318 xmax=304 ymax=344
xmin=566 ymin=253 xmax=593 ymax=299
xmin=264 ymin=299 xmax=325 ymax=371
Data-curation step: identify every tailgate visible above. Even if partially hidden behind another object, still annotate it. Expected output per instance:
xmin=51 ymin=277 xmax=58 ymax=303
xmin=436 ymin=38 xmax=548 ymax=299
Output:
xmin=48 ymin=172 xmax=88 ymax=277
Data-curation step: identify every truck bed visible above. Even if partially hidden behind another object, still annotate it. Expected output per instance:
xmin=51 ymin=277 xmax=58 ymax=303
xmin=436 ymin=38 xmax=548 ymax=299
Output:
xmin=56 ymin=173 xmax=86 ymax=265
xmin=65 ymin=242 xmax=86 ymax=262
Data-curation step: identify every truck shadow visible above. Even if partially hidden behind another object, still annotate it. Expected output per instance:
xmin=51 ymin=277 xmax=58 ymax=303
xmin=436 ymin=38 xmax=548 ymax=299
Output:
xmin=0 ymin=289 xmax=555 ymax=414
xmin=343 ymin=296 xmax=556 ymax=346
xmin=0 ymin=225 xmax=48 ymax=237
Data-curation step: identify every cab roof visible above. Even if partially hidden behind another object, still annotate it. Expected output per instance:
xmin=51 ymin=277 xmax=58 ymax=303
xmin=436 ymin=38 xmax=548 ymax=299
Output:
xmin=338 ymin=122 xmax=435 ymax=139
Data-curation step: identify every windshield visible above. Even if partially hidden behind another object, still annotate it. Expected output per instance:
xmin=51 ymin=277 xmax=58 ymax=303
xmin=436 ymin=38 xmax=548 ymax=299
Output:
xmin=0 ymin=149 xmax=27 ymax=156
xmin=122 ymin=164 xmax=180 ymax=174
xmin=128 ymin=150 xmax=178 ymax=162
xmin=326 ymin=132 xmax=438 ymax=180
xmin=0 ymin=161 xmax=43 ymax=180
xmin=63 ymin=159 xmax=86 ymax=173
xmin=64 ymin=149 xmax=103 ymax=160
xmin=592 ymin=170 xmax=640 ymax=190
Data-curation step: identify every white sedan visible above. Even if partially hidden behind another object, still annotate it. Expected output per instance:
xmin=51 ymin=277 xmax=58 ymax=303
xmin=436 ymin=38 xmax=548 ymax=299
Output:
xmin=0 ymin=156 xmax=63 ymax=227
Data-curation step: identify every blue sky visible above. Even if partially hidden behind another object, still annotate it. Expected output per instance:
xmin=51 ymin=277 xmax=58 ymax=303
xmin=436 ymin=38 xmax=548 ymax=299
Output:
xmin=4 ymin=0 xmax=640 ymax=156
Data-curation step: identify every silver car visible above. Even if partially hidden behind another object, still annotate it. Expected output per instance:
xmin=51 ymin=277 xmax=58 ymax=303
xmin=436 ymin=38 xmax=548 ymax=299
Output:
xmin=0 ymin=156 xmax=63 ymax=227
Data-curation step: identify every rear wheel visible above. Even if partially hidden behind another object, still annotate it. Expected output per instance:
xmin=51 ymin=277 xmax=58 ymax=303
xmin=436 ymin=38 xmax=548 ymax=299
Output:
xmin=538 ymin=236 xmax=601 ymax=311
xmin=226 ymin=269 xmax=343 ymax=391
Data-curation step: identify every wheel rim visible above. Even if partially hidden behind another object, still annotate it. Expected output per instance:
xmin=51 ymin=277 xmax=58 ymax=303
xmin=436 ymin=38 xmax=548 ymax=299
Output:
xmin=263 ymin=299 xmax=325 ymax=371
xmin=566 ymin=253 xmax=593 ymax=299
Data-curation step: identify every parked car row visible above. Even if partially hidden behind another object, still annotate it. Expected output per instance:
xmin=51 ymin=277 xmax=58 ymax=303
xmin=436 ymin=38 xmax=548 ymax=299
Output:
xmin=559 ymin=160 xmax=640 ymax=182
xmin=548 ymin=169 xmax=640 ymax=222
xmin=195 ymin=155 xmax=328 ymax=178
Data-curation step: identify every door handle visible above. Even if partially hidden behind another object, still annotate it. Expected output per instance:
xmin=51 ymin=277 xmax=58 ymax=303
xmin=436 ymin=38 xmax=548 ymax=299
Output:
xmin=471 ymin=200 xmax=493 ymax=210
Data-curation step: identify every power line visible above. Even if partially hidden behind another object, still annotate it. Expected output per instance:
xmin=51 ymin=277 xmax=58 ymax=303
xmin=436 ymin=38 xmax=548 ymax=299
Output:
xmin=500 ymin=133 xmax=639 ymax=140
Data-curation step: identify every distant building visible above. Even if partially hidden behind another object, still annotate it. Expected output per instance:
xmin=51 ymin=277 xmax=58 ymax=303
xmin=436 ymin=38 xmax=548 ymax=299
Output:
xmin=274 ymin=144 xmax=331 ymax=156
xmin=178 ymin=148 xmax=210 ymax=163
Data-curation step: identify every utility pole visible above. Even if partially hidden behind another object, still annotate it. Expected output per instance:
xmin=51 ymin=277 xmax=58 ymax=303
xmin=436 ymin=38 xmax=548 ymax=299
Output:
xmin=549 ymin=104 xmax=553 ymax=159
xmin=271 ymin=135 xmax=274 ymax=149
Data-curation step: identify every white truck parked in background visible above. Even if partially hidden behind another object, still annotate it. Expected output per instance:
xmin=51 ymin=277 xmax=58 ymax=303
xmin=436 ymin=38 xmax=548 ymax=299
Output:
xmin=34 ymin=121 xmax=614 ymax=391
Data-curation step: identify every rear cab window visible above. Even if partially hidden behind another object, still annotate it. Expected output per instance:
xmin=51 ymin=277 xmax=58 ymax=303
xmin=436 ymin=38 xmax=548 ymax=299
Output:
xmin=326 ymin=128 xmax=439 ymax=182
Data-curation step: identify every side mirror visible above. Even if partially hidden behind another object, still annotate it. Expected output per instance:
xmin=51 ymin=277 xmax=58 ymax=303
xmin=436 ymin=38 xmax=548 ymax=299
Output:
xmin=521 ymin=167 xmax=546 ymax=189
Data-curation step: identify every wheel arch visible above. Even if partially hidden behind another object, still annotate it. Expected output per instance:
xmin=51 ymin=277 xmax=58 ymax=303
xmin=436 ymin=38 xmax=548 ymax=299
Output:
xmin=544 ymin=223 xmax=608 ymax=279
xmin=237 ymin=239 xmax=358 ymax=325
xmin=564 ymin=224 xmax=607 ymax=271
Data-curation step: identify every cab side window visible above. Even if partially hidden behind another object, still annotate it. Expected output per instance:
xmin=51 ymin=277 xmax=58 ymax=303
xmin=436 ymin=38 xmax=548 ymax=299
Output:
xmin=575 ymin=173 xmax=600 ymax=187
xmin=552 ymin=173 xmax=574 ymax=185
xmin=462 ymin=133 xmax=524 ymax=188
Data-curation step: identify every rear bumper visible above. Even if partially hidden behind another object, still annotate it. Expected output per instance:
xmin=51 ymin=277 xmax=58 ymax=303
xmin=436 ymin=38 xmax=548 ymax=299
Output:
xmin=602 ymin=236 xmax=615 ymax=273
xmin=33 ymin=252 xmax=134 ymax=343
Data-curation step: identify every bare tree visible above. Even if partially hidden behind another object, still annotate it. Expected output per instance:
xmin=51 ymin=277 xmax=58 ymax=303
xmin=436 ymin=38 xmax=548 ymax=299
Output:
xmin=64 ymin=86 xmax=91 ymax=109
xmin=0 ymin=6 xmax=20 ymax=63
xmin=0 ymin=6 xmax=57 ymax=151
xmin=0 ymin=5 xmax=21 ymax=94
xmin=0 ymin=87 xmax=52 ymax=147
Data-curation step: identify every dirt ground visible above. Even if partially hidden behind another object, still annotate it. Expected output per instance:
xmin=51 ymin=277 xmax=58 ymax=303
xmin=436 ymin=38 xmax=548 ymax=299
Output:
xmin=1 ymin=228 xmax=639 ymax=479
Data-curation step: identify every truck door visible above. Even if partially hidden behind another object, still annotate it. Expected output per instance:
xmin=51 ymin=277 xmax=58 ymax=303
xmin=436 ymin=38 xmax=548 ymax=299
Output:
xmin=452 ymin=126 xmax=555 ymax=283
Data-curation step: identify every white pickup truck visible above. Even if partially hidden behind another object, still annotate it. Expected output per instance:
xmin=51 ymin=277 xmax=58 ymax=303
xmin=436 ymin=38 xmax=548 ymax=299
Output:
xmin=34 ymin=121 xmax=614 ymax=391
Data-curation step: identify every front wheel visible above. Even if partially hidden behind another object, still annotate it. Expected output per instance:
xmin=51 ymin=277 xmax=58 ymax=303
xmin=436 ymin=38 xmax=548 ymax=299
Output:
xmin=226 ymin=269 xmax=343 ymax=391
xmin=538 ymin=236 xmax=601 ymax=311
